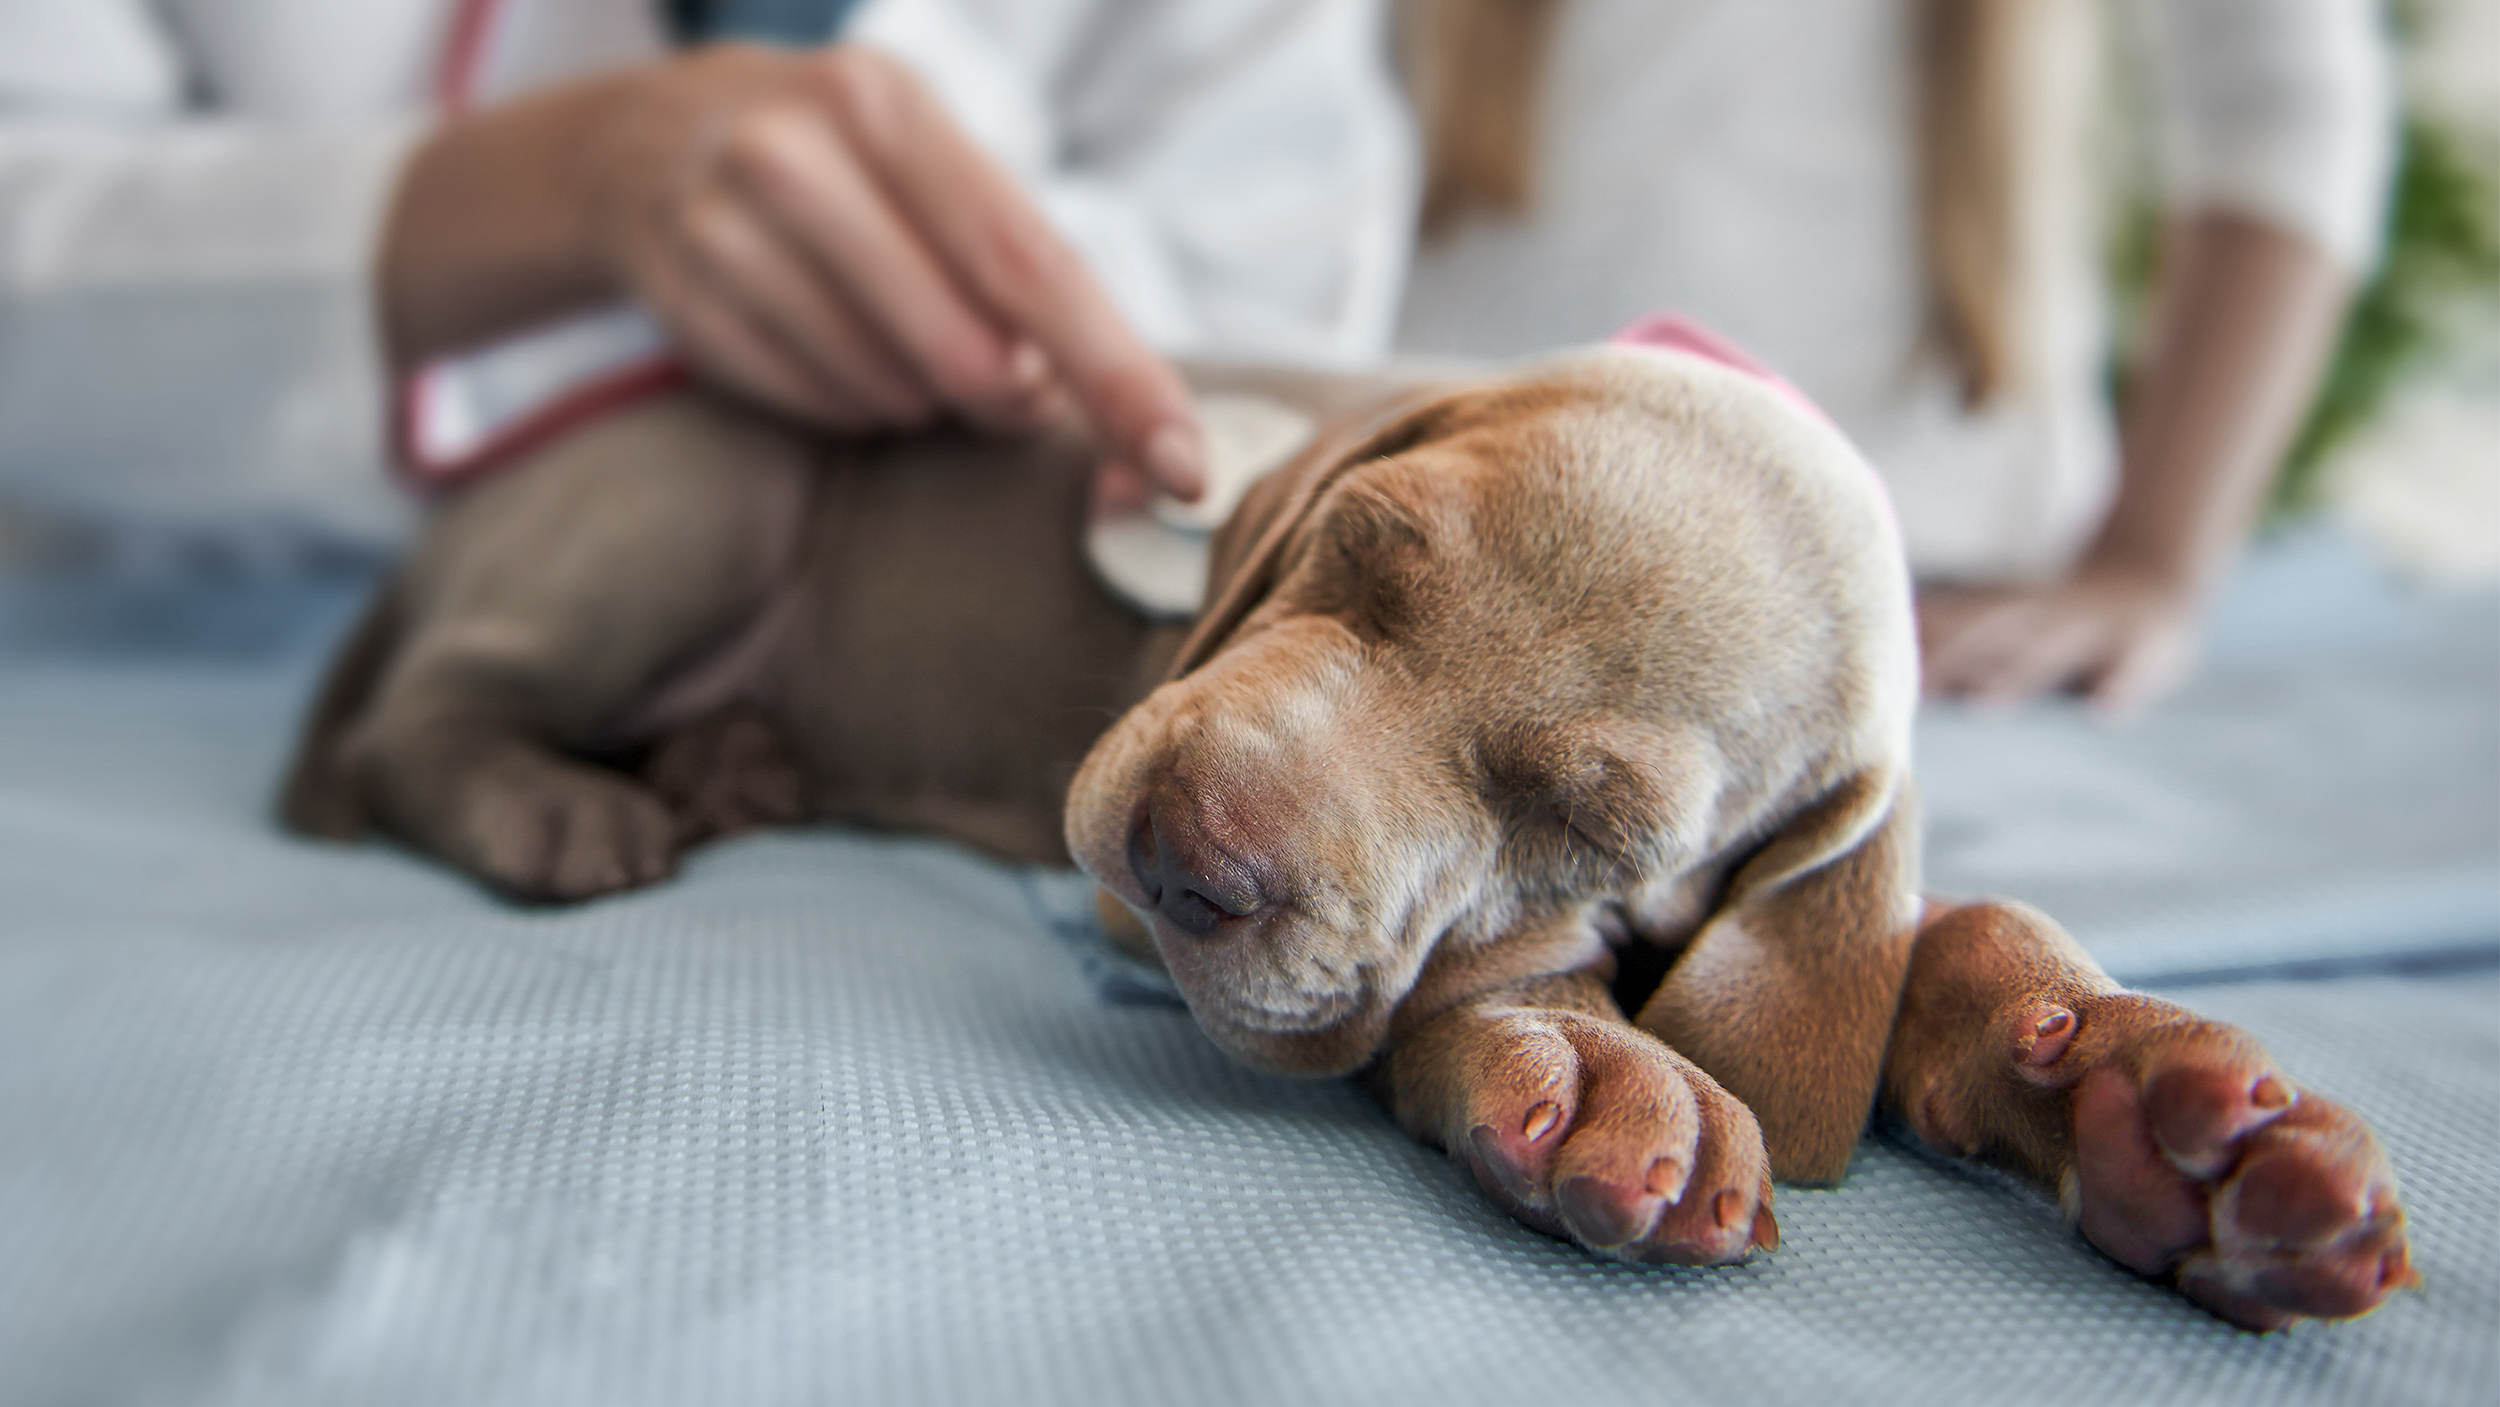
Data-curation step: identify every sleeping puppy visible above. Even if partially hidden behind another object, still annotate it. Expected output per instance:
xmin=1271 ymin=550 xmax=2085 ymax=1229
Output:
xmin=281 ymin=348 xmax=2412 ymax=1330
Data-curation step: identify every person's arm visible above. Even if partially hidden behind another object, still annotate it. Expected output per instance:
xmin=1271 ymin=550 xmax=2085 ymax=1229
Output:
xmin=1919 ymin=0 xmax=2395 ymax=711
xmin=1919 ymin=210 xmax=2351 ymax=710
xmin=380 ymin=42 xmax=1204 ymax=505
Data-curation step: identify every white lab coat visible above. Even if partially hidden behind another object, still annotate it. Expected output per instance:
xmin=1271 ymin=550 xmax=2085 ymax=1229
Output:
xmin=0 ymin=0 xmax=1415 ymax=550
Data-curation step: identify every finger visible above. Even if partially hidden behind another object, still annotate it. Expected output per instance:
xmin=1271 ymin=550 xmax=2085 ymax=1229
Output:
xmin=1968 ymin=611 xmax=2108 ymax=705
xmin=1921 ymin=596 xmax=2045 ymax=699
xmin=2086 ymin=622 xmax=2194 ymax=718
xmin=675 ymin=187 xmax=934 ymax=425
xmin=1928 ymin=595 xmax=2100 ymax=705
xmin=975 ymin=338 xmax=1057 ymax=434
xmin=1088 ymin=458 xmax=1156 ymax=522
xmin=1915 ymin=589 xmax=1993 ymax=681
xmin=719 ymin=85 xmax=1033 ymax=426
xmin=809 ymin=49 xmax=1205 ymax=498
xmin=637 ymin=242 xmax=881 ymax=432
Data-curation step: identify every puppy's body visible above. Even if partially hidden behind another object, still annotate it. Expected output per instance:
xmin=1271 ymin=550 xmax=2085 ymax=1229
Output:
xmin=285 ymin=353 xmax=2411 ymax=1330
xmin=288 ymin=365 xmax=1415 ymax=876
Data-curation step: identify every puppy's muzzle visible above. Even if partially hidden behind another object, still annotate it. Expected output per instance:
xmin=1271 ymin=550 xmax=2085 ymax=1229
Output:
xmin=1127 ymin=782 xmax=1273 ymax=935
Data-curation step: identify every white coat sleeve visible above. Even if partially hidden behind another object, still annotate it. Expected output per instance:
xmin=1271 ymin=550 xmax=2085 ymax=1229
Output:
xmin=2138 ymin=0 xmax=2398 ymax=271
xmin=0 ymin=0 xmax=419 ymax=545
xmin=852 ymin=0 xmax=1417 ymax=367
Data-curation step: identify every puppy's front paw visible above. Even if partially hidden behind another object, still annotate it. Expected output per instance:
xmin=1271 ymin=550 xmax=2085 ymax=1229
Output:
xmin=1414 ymin=1006 xmax=1777 ymax=1265
xmin=1920 ymin=993 xmax=2415 ymax=1330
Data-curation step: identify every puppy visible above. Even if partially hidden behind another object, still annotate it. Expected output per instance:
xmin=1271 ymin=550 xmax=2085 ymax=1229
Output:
xmin=282 ymin=348 xmax=2411 ymax=1329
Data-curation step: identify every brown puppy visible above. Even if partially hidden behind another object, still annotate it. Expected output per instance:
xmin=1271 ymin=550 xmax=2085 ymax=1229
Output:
xmin=282 ymin=351 xmax=2411 ymax=1327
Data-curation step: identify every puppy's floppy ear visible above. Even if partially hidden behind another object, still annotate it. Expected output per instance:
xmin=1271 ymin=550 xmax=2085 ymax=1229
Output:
xmin=1635 ymin=768 xmax=1922 ymax=1185
xmin=1166 ymin=388 xmax=1456 ymax=681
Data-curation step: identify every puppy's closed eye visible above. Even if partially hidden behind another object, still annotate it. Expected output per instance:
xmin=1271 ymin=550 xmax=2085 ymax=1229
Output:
xmin=1473 ymin=724 xmax=1668 ymax=882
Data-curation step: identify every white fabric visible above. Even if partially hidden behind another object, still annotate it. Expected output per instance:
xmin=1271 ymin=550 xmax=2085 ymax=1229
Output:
xmin=2139 ymin=0 xmax=2398 ymax=271
xmin=853 ymin=0 xmax=1416 ymax=367
xmin=0 ymin=0 xmax=1414 ymax=547
xmin=1395 ymin=0 xmax=2396 ymax=581
xmin=0 ymin=118 xmax=420 ymax=546
xmin=0 ymin=0 xmax=185 ymax=114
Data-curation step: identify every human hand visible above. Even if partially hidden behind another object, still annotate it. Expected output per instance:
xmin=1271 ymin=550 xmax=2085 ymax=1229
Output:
xmin=1916 ymin=210 xmax=2347 ymax=718
xmin=1917 ymin=564 xmax=2203 ymax=715
xmin=577 ymin=43 xmax=1202 ymax=505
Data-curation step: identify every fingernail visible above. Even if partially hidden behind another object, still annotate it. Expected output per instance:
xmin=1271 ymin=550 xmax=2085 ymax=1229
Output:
xmin=2251 ymin=1075 xmax=2293 ymax=1110
xmin=2035 ymin=1010 xmax=2073 ymax=1040
xmin=1088 ymin=464 xmax=1150 ymax=523
xmin=1005 ymin=339 xmax=1047 ymax=390
xmin=1146 ymin=422 xmax=1203 ymax=500
xmin=1521 ymin=1102 xmax=1562 ymax=1142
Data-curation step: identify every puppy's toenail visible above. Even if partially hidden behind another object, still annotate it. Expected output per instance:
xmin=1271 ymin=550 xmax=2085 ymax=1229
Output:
xmin=1644 ymin=1158 xmax=1688 ymax=1200
xmin=2251 ymin=1075 xmax=2293 ymax=1110
xmin=1522 ymin=1102 xmax=1561 ymax=1142
xmin=2017 ymin=1007 xmax=2077 ymax=1067
xmin=1713 ymin=1188 xmax=1746 ymax=1230
xmin=1557 ymin=1177 xmax=1647 ymax=1248
xmin=1750 ymin=1204 xmax=1782 ymax=1253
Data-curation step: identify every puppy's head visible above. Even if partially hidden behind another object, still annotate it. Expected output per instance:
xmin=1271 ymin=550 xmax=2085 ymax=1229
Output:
xmin=1066 ymin=350 xmax=1915 ymax=1076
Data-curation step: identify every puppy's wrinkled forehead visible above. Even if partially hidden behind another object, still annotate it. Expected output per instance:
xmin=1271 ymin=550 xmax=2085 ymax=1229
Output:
xmin=1265 ymin=352 xmax=1906 ymax=730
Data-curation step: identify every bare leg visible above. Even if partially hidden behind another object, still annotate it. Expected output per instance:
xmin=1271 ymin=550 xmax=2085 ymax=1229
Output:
xmin=343 ymin=391 xmax=813 ymax=901
xmin=1884 ymin=900 xmax=2414 ymax=1329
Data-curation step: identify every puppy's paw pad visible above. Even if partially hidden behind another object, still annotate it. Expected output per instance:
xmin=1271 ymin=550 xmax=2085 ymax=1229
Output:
xmin=2142 ymin=1063 xmax=2294 ymax=1178
xmin=2070 ymin=1065 xmax=2208 ymax=1274
xmin=2056 ymin=999 xmax=2410 ymax=1328
xmin=1464 ymin=1106 xmax=1567 ymax=1226
xmin=1445 ymin=1011 xmax=1769 ymax=1266
xmin=1632 ymin=1175 xmax=1778 ymax=1266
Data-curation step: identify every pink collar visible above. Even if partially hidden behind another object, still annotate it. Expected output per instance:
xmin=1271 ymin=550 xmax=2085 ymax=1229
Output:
xmin=1609 ymin=313 xmax=1897 ymax=532
xmin=1608 ymin=313 xmax=1829 ymax=428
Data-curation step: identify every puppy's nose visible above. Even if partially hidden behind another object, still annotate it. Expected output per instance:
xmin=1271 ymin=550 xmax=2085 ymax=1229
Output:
xmin=1127 ymin=792 xmax=1268 ymax=936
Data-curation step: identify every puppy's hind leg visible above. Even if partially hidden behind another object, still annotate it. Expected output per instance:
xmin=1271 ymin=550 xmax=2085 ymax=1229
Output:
xmin=279 ymin=586 xmax=405 ymax=840
xmin=345 ymin=392 xmax=814 ymax=902
xmin=1882 ymin=900 xmax=2415 ymax=1330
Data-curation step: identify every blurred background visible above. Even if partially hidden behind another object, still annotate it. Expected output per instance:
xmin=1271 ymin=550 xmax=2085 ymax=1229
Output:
xmin=0 ymin=0 xmax=2491 ymax=587
xmin=2292 ymin=0 xmax=2499 ymax=585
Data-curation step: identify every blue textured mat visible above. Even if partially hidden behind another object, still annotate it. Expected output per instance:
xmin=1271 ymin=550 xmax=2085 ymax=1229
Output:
xmin=0 ymin=527 xmax=2493 ymax=1406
